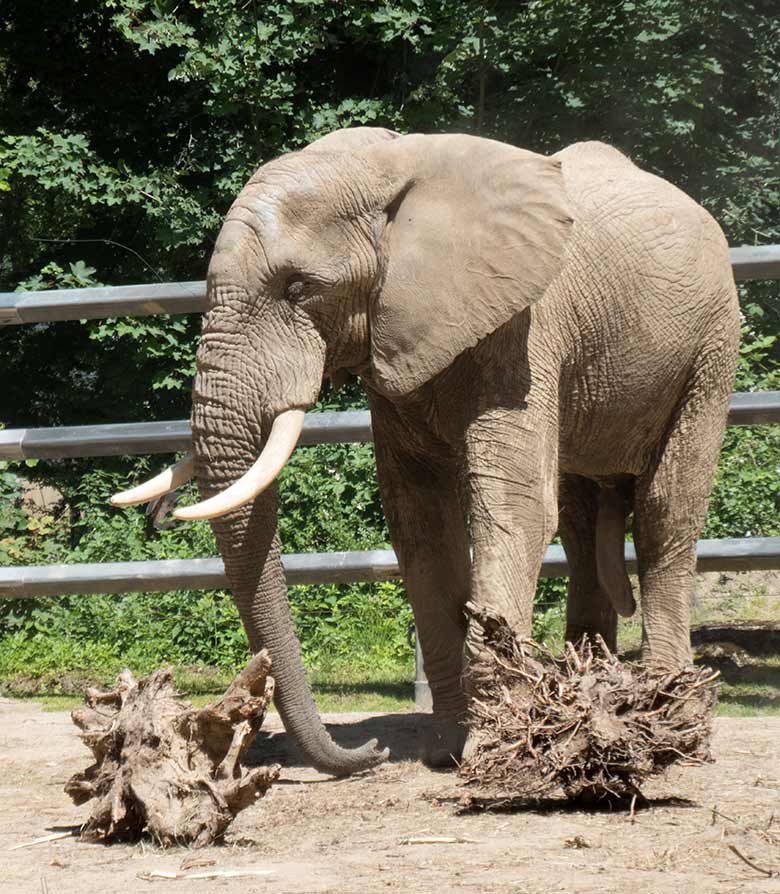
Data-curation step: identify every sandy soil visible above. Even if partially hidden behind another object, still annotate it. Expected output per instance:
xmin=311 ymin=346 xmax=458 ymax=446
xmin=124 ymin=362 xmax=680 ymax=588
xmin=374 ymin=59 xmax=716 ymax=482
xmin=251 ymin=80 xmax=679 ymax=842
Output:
xmin=1 ymin=700 xmax=779 ymax=894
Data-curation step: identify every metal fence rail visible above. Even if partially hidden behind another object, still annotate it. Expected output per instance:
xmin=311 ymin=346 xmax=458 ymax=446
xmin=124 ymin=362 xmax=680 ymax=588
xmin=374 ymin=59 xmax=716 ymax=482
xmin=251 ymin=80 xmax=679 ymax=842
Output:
xmin=3 ymin=538 xmax=780 ymax=600
xmin=1 ymin=244 xmax=779 ymax=326
xmin=0 ymin=411 xmax=373 ymax=460
xmin=0 ymin=281 xmax=206 ymax=326
xmin=1 ymin=392 xmax=778 ymax=461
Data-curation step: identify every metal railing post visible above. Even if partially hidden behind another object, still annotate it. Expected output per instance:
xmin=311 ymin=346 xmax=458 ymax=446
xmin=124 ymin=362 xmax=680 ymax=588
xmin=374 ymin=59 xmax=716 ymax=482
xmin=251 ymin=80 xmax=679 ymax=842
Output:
xmin=414 ymin=635 xmax=432 ymax=711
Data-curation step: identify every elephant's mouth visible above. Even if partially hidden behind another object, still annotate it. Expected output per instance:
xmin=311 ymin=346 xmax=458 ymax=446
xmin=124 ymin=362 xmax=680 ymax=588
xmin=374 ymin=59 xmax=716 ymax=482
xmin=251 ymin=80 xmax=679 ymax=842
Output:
xmin=110 ymin=408 xmax=305 ymax=519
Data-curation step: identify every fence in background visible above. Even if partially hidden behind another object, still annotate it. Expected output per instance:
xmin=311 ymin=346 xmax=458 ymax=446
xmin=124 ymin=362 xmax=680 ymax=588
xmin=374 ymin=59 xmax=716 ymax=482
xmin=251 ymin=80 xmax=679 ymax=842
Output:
xmin=1 ymin=244 xmax=779 ymax=707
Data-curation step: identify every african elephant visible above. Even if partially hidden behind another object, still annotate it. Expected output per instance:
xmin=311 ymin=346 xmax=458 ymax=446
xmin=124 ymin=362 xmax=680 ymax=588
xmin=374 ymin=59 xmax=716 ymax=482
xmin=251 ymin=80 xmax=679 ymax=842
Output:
xmin=112 ymin=126 xmax=740 ymax=775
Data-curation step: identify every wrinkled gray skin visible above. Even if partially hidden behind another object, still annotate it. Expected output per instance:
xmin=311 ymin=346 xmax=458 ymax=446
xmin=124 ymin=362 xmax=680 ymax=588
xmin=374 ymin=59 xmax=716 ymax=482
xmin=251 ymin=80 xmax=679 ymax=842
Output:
xmin=191 ymin=127 xmax=739 ymax=774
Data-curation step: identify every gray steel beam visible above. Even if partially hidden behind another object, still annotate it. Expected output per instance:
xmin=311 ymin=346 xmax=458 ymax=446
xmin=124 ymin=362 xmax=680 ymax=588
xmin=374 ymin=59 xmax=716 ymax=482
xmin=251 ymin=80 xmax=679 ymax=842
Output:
xmin=2 ymin=537 xmax=779 ymax=599
xmin=0 ymin=282 xmax=206 ymax=326
xmin=1 ymin=245 xmax=778 ymax=326
xmin=0 ymin=411 xmax=373 ymax=460
xmin=1 ymin=393 xmax=777 ymax=461
xmin=0 ymin=550 xmax=399 ymax=599
xmin=727 ymin=391 xmax=780 ymax=426
xmin=731 ymin=244 xmax=780 ymax=282
xmin=0 ymin=419 xmax=193 ymax=460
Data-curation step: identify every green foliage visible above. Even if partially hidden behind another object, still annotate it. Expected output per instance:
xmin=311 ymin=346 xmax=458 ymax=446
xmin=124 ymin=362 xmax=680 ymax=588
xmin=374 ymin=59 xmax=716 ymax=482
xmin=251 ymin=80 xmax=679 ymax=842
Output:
xmin=16 ymin=260 xmax=101 ymax=292
xmin=0 ymin=1 xmax=778 ymax=689
xmin=704 ymin=314 xmax=780 ymax=540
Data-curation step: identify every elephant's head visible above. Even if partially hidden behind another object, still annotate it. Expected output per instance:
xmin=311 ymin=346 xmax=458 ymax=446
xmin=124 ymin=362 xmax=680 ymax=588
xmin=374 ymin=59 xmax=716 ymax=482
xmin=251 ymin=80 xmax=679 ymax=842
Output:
xmin=112 ymin=127 xmax=573 ymax=775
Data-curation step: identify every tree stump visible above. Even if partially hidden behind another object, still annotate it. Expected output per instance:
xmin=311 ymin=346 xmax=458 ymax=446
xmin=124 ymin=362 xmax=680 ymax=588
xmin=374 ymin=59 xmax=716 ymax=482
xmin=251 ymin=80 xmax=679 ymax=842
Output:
xmin=65 ymin=651 xmax=279 ymax=847
xmin=459 ymin=608 xmax=718 ymax=802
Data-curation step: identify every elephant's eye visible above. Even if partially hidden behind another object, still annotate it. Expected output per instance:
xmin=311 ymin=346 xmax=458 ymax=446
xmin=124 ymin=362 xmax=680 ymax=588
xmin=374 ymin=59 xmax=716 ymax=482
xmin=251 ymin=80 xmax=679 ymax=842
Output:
xmin=284 ymin=276 xmax=308 ymax=303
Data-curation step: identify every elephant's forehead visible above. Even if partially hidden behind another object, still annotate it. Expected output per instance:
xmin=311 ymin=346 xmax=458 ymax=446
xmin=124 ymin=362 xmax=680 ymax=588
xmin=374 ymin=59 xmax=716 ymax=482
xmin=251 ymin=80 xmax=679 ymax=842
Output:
xmin=213 ymin=153 xmax=362 ymax=278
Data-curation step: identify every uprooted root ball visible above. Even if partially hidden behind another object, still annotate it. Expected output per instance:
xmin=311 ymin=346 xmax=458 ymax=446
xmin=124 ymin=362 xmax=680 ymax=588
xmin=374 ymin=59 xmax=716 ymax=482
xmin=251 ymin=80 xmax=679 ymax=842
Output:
xmin=65 ymin=651 xmax=279 ymax=847
xmin=459 ymin=611 xmax=718 ymax=802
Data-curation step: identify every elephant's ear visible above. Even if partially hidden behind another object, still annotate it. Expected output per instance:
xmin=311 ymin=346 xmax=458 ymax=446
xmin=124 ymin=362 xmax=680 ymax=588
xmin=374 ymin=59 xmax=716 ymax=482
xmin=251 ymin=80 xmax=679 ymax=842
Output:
xmin=362 ymin=134 xmax=574 ymax=397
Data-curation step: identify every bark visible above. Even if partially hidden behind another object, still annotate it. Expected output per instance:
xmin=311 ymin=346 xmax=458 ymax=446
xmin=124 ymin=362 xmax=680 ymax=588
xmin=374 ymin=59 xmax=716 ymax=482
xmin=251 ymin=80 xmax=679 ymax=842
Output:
xmin=65 ymin=652 xmax=278 ymax=847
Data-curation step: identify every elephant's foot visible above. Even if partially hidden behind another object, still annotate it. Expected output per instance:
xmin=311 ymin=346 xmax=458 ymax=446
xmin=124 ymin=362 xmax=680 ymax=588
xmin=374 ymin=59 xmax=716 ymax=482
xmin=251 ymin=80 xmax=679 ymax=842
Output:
xmin=421 ymin=718 xmax=467 ymax=768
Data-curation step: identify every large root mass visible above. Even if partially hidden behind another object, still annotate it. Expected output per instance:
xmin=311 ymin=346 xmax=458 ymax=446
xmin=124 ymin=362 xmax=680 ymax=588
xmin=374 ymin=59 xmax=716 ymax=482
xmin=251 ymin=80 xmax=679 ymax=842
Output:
xmin=65 ymin=652 xmax=279 ymax=846
xmin=459 ymin=611 xmax=718 ymax=802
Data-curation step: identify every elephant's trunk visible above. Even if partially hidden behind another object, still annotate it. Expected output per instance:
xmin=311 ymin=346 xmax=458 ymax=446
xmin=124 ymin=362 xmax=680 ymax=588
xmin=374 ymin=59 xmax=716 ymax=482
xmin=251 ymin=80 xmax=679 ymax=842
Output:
xmin=191 ymin=367 xmax=387 ymax=776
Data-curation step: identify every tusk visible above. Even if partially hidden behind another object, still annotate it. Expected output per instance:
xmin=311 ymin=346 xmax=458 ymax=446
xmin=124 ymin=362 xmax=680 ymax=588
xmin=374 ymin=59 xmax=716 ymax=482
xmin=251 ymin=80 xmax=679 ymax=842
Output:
xmin=173 ymin=409 xmax=305 ymax=521
xmin=110 ymin=455 xmax=194 ymax=507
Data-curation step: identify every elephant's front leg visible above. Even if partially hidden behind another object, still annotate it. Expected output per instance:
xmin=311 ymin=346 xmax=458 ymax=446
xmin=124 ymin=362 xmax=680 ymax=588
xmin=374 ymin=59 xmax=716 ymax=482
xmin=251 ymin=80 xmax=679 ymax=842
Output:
xmin=464 ymin=406 xmax=559 ymax=651
xmin=370 ymin=397 xmax=472 ymax=767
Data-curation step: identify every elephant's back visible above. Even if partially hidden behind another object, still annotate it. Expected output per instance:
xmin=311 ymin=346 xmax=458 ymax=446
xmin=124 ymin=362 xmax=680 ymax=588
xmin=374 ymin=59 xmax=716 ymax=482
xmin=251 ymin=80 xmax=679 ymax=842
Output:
xmin=554 ymin=141 xmax=734 ymax=307
xmin=545 ymin=142 xmax=739 ymax=477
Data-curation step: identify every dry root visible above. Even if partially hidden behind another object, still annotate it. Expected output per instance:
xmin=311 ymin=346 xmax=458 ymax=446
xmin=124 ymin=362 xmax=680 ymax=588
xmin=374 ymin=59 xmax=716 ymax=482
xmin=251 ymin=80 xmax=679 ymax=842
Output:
xmin=65 ymin=651 xmax=279 ymax=847
xmin=459 ymin=610 xmax=718 ymax=802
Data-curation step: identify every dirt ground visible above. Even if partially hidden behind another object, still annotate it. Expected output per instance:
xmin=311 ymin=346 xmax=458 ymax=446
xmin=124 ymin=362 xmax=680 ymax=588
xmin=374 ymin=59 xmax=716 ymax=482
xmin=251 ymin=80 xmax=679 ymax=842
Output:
xmin=2 ymin=700 xmax=779 ymax=894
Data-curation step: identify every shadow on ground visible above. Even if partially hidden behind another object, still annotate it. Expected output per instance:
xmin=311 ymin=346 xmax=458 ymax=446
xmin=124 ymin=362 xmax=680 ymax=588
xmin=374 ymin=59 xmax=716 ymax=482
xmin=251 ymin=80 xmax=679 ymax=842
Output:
xmin=246 ymin=711 xmax=433 ymax=767
xmin=451 ymin=794 xmax=698 ymax=815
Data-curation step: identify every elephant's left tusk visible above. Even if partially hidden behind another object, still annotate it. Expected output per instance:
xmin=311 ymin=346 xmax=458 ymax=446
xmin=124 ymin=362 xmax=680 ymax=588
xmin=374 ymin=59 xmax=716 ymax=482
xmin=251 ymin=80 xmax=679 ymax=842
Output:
xmin=111 ymin=455 xmax=194 ymax=507
xmin=173 ymin=409 xmax=305 ymax=521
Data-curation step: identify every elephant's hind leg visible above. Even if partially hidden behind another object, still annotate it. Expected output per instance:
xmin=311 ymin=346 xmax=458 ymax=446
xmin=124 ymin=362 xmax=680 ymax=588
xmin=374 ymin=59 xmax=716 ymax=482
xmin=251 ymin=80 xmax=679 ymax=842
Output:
xmin=633 ymin=360 xmax=735 ymax=671
xmin=558 ymin=474 xmax=620 ymax=652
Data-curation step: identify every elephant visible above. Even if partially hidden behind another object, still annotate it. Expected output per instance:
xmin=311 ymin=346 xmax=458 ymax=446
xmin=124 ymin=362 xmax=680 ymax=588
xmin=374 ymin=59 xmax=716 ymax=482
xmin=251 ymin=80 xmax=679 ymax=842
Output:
xmin=111 ymin=126 xmax=740 ymax=775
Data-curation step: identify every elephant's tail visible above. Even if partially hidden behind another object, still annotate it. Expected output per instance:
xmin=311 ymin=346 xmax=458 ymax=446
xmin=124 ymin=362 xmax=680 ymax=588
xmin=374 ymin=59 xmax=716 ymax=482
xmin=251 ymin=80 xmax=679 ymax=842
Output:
xmin=595 ymin=483 xmax=637 ymax=618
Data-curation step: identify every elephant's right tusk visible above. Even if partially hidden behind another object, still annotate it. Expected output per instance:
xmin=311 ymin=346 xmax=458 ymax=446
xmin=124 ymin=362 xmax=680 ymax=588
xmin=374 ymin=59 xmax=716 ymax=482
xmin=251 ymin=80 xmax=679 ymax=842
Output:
xmin=173 ymin=409 xmax=305 ymax=522
xmin=110 ymin=455 xmax=194 ymax=507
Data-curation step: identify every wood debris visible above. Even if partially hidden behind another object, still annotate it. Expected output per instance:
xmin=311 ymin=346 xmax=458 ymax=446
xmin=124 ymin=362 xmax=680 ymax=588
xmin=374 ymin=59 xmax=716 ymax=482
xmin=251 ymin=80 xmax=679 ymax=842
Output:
xmin=65 ymin=651 xmax=280 ymax=847
xmin=459 ymin=608 xmax=718 ymax=802
xmin=563 ymin=835 xmax=591 ymax=849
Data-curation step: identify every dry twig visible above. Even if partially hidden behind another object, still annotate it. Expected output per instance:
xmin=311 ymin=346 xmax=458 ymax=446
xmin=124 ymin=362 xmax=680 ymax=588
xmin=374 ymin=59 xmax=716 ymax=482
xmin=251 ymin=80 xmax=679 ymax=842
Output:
xmin=10 ymin=830 xmax=80 ymax=850
xmin=399 ymin=836 xmax=479 ymax=845
xmin=138 ymin=868 xmax=275 ymax=881
xmin=727 ymin=844 xmax=777 ymax=878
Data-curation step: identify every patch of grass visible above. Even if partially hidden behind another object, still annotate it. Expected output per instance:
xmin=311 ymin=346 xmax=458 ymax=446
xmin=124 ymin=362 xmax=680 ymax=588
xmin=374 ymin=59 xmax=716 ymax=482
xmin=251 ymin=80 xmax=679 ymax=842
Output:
xmin=711 ymin=655 xmax=780 ymax=716
xmin=715 ymin=698 xmax=780 ymax=717
xmin=693 ymin=578 xmax=775 ymax=625
xmin=7 ymin=574 xmax=779 ymax=719
xmin=308 ymin=660 xmax=415 ymax=712
xmin=13 ymin=658 xmax=416 ymax=715
xmin=18 ymin=661 xmax=780 ymax=718
xmin=25 ymin=694 xmax=81 ymax=713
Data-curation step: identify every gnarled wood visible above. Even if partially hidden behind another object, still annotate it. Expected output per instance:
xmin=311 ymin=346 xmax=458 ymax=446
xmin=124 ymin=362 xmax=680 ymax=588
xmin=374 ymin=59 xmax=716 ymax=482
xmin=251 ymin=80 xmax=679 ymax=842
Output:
xmin=460 ymin=607 xmax=718 ymax=802
xmin=65 ymin=651 xmax=279 ymax=847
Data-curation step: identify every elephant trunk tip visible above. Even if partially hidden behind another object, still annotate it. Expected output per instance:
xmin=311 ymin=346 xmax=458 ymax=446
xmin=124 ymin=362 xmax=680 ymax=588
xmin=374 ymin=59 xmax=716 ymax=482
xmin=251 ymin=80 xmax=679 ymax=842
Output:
xmin=309 ymin=737 xmax=390 ymax=777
